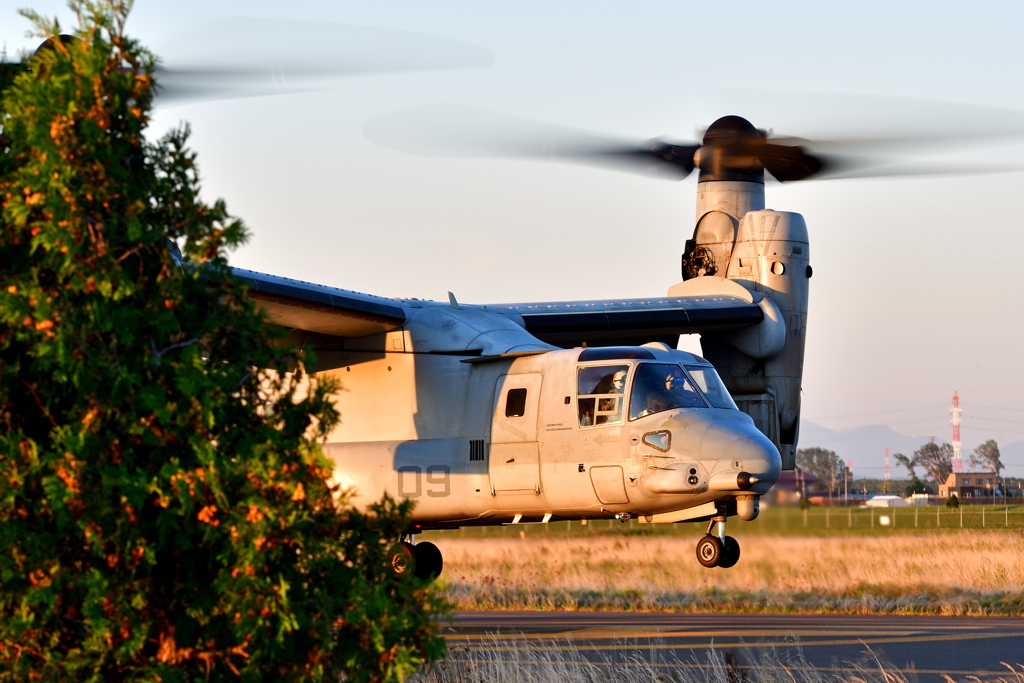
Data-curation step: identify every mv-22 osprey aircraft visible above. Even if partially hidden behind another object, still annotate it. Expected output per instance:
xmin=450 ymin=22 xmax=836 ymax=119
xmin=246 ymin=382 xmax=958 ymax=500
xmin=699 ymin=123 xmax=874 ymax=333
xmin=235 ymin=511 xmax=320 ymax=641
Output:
xmin=19 ymin=34 xmax=807 ymax=576
xmin=233 ymin=114 xmax=818 ymax=579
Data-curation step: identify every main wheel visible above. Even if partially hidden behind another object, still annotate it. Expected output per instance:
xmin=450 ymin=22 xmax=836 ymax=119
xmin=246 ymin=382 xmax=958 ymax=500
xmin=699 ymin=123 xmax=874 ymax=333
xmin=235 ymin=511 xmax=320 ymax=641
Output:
xmin=388 ymin=542 xmax=416 ymax=576
xmin=412 ymin=541 xmax=443 ymax=581
xmin=718 ymin=536 xmax=740 ymax=569
xmin=695 ymin=535 xmax=723 ymax=568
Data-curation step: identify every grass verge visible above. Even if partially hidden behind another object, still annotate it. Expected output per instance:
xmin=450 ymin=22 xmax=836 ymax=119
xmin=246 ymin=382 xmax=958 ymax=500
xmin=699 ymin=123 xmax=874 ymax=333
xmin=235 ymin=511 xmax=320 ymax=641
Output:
xmin=430 ymin=531 xmax=1024 ymax=614
xmin=412 ymin=636 xmax=1024 ymax=683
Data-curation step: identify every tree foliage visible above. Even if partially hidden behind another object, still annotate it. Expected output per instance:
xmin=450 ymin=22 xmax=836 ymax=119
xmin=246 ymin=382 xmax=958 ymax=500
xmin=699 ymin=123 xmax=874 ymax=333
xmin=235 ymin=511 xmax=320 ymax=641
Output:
xmin=891 ymin=453 xmax=932 ymax=495
xmin=892 ymin=452 xmax=915 ymax=479
xmin=904 ymin=476 xmax=928 ymax=496
xmin=0 ymin=2 xmax=444 ymax=680
xmin=795 ymin=447 xmax=845 ymax=495
xmin=971 ymin=439 xmax=1003 ymax=476
xmin=913 ymin=441 xmax=954 ymax=486
xmin=885 ymin=442 xmax=955 ymax=491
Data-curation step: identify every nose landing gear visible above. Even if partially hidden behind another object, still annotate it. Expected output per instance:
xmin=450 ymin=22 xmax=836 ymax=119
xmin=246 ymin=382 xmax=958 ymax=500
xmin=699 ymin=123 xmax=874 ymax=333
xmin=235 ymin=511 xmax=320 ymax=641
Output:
xmin=695 ymin=516 xmax=740 ymax=568
xmin=389 ymin=537 xmax=444 ymax=581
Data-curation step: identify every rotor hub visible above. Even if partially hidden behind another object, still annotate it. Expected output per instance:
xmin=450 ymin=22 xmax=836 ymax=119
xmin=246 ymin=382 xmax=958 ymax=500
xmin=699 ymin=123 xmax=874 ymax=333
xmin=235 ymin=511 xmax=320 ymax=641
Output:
xmin=696 ymin=115 xmax=767 ymax=184
xmin=701 ymin=115 xmax=762 ymax=146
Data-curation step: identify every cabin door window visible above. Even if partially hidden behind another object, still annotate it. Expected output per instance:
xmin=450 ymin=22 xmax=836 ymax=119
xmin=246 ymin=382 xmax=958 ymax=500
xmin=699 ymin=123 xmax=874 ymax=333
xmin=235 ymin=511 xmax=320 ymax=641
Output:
xmin=489 ymin=373 xmax=543 ymax=494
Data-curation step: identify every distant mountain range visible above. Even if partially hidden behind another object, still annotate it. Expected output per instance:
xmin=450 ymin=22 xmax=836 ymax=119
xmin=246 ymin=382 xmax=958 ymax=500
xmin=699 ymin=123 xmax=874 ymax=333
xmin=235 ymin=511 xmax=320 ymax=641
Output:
xmin=798 ymin=421 xmax=1024 ymax=479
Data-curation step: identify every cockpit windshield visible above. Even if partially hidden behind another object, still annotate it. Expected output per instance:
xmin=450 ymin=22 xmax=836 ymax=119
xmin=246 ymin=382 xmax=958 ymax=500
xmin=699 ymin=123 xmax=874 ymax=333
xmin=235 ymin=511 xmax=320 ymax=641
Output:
xmin=628 ymin=363 xmax=708 ymax=420
xmin=684 ymin=365 xmax=738 ymax=409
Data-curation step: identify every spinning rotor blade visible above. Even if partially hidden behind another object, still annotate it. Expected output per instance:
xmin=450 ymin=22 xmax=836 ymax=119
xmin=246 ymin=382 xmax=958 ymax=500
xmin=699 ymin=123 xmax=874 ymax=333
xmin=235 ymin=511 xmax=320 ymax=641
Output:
xmin=155 ymin=19 xmax=494 ymax=103
xmin=366 ymin=104 xmax=1024 ymax=183
xmin=10 ymin=20 xmax=493 ymax=104
xmin=363 ymin=104 xmax=699 ymax=179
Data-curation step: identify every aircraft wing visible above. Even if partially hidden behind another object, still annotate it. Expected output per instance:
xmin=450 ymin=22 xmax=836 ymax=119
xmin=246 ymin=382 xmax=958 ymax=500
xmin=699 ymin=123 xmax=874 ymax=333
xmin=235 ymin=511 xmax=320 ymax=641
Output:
xmin=233 ymin=267 xmax=767 ymax=349
xmin=490 ymin=279 xmax=765 ymax=348
xmin=233 ymin=267 xmax=408 ymax=337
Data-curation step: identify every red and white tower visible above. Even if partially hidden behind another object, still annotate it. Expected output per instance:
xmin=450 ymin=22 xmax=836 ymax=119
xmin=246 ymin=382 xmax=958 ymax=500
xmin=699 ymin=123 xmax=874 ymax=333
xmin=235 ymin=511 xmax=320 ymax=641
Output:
xmin=883 ymin=448 xmax=891 ymax=482
xmin=951 ymin=389 xmax=963 ymax=473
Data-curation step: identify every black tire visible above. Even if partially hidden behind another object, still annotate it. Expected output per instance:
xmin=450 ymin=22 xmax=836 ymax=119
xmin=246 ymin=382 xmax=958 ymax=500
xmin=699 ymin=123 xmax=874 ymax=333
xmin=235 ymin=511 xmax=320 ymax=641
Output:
xmin=718 ymin=535 xmax=740 ymax=569
xmin=695 ymin=535 xmax=722 ymax=568
xmin=412 ymin=541 xmax=443 ymax=581
xmin=388 ymin=541 xmax=416 ymax=576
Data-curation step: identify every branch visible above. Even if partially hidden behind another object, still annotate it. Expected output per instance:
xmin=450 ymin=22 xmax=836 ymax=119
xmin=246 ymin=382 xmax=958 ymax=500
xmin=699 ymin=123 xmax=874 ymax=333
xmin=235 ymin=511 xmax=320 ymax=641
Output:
xmin=21 ymin=380 xmax=59 ymax=431
xmin=149 ymin=337 xmax=200 ymax=363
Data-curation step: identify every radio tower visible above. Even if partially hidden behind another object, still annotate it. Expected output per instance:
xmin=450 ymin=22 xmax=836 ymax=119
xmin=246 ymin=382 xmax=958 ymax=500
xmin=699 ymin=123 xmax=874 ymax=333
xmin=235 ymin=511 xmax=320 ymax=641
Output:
xmin=951 ymin=389 xmax=963 ymax=473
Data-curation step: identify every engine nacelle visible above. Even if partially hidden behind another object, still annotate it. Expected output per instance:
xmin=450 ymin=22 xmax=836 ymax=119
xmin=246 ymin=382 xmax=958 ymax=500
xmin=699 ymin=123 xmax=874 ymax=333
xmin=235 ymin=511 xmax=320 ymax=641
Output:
xmin=674 ymin=180 xmax=810 ymax=471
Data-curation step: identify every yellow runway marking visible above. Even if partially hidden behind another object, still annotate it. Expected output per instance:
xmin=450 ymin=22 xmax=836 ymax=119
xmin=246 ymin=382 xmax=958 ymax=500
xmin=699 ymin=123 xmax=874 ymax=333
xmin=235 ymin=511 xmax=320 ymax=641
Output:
xmin=446 ymin=630 xmax=1021 ymax=652
xmin=446 ymin=628 xmax=923 ymax=641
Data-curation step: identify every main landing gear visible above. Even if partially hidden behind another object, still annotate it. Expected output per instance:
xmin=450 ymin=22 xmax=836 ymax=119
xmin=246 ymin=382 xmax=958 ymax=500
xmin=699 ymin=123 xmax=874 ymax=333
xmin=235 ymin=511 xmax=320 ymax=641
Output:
xmin=389 ymin=537 xmax=444 ymax=582
xmin=695 ymin=515 xmax=740 ymax=569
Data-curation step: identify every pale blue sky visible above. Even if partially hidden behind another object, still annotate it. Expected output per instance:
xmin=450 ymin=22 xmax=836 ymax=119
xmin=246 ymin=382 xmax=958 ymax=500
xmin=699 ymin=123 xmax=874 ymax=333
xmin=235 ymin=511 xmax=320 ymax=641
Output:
xmin=5 ymin=1 xmax=1024 ymax=473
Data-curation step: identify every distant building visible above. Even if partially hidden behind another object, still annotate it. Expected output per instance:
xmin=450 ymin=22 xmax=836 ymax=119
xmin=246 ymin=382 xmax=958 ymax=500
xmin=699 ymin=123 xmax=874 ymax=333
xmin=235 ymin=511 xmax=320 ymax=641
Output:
xmin=865 ymin=495 xmax=907 ymax=508
xmin=907 ymin=493 xmax=943 ymax=506
xmin=939 ymin=471 xmax=1001 ymax=499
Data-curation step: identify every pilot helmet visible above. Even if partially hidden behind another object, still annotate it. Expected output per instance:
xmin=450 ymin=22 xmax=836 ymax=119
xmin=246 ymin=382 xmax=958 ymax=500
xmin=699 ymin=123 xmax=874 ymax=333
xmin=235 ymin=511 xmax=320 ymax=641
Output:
xmin=665 ymin=369 xmax=687 ymax=390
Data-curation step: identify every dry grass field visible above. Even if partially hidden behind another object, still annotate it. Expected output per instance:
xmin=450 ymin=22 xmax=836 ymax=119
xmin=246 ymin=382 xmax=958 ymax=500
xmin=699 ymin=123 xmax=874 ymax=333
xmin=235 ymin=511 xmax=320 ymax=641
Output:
xmin=433 ymin=530 xmax=1024 ymax=614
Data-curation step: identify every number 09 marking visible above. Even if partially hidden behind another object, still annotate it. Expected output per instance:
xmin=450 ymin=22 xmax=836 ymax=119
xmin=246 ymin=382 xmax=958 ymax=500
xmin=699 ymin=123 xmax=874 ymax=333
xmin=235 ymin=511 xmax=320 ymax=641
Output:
xmin=397 ymin=465 xmax=451 ymax=498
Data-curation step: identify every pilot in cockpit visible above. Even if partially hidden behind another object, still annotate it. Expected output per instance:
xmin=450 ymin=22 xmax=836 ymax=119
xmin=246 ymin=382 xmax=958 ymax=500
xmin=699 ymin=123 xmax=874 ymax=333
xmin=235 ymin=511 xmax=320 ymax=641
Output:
xmin=632 ymin=364 xmax=706 ymax=418
xmin=593 ymin=370 xmax=628 ymax=396
xmin=664 ymin=367 xmax=705 ymax=408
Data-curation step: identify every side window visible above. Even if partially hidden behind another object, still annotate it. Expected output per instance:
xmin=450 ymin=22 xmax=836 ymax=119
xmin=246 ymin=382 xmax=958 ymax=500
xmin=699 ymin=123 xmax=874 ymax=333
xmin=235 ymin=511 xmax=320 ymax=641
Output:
xmin=505 ymin=388 xmax=528 ymax=418
xmin=577 ymin=365 xmax=629 ymax=427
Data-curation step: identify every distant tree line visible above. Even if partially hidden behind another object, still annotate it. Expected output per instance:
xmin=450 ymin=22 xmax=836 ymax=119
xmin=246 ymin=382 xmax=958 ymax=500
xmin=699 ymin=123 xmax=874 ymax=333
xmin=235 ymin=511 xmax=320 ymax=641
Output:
xmin=796 ymin=439 xmax=1005 ymax=497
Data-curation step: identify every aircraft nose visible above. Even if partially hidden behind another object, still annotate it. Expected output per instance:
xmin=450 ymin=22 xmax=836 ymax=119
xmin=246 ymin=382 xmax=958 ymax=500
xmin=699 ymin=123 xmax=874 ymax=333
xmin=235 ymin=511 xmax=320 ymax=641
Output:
xmin=699 ymin=418 xmax=781 ymax=493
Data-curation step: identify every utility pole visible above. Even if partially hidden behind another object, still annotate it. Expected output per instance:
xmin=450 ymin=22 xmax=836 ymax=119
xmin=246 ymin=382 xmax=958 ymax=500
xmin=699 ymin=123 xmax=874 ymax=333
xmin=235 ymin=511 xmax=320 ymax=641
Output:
xmin=883 ymin=448 xmax=891 ymax=494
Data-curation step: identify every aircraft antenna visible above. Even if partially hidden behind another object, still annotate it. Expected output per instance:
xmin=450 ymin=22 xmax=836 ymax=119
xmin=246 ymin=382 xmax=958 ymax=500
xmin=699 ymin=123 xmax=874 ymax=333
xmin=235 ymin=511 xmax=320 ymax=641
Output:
xmin=950 ymin=389 xmax=963 ymax=473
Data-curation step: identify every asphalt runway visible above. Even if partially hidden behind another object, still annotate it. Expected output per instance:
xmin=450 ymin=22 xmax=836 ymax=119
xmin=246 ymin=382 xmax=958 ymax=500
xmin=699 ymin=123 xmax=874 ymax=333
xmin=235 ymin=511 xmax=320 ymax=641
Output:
xmin=444 ymin=611 xmax=1024 ymax=682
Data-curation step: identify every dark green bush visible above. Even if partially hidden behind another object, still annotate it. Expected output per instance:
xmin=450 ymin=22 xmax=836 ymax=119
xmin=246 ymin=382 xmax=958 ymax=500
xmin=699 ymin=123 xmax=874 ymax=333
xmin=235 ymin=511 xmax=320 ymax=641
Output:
xmin=0 ymin=3 xmax=444 ymax=680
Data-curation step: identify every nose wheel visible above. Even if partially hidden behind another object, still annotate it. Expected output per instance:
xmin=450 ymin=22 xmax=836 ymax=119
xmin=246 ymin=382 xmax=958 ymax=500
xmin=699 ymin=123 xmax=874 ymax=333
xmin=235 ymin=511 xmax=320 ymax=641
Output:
xmin=389 ymin=538 xmax=444 ymax=581
xmin=695 ymin=517 xmax=740 ymax=568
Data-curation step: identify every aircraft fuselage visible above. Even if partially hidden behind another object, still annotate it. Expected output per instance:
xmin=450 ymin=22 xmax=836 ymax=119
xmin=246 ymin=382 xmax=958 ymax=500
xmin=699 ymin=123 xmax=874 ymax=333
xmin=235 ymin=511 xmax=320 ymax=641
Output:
xmin=313 ymin=342 xmax=779 ymax=530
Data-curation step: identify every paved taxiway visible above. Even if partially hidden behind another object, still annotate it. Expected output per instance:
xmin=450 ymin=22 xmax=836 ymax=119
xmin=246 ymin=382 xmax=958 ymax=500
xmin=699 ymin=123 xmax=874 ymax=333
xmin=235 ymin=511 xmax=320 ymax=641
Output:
xmin=444 ymin=611 xmax=1024 ymax=682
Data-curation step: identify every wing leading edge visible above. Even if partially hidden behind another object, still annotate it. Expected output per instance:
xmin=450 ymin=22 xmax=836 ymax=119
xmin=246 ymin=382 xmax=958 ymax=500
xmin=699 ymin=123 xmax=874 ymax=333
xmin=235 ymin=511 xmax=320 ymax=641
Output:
xmin=234 ymin=267 xmax=766 ymax=350
xmin=233 ymin=267 xmax=408 ymax=338
xmin=491 ymin=297 xmax=762 ymax=348
xmin=491 ymin=279 xmax=766 ymax=348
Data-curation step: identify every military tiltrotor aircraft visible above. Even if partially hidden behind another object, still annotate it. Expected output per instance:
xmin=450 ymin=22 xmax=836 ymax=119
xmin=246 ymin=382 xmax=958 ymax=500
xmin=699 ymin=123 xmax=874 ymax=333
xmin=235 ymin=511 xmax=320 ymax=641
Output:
xmin=232 ymin=114 xmax=827 ymax=578
xmin=17 ymin=32 xmax=814 ymax=576
xmin=18 ymin=30 xmax=1016 ymax=581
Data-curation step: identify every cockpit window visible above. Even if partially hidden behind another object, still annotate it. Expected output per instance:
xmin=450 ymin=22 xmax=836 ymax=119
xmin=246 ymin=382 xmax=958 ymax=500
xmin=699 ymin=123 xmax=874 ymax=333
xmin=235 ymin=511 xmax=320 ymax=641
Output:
xmin=684 ymin=365 xmax=738 ymax=409
xmin=643 ymin=431 xmax=671 ymax=452
xmin=629 ymin=363 xmax=708 ymax=420
xmin=577 ymin=364 xmax=629 ymax=427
